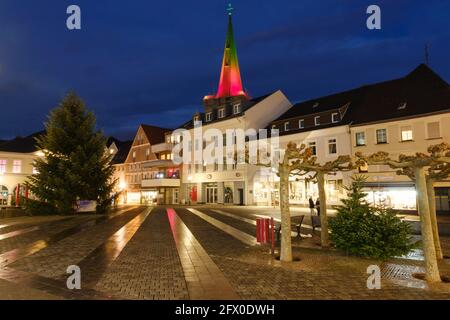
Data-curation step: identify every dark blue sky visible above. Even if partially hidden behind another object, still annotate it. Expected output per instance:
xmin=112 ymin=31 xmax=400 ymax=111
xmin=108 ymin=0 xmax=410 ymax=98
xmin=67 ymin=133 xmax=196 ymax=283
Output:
xmin=1 ymin=0 xmax=449 ymax=140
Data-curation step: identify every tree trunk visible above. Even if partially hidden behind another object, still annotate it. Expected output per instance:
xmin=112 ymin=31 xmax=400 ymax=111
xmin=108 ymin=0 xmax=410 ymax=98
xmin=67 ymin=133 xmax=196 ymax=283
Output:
xmin=279 ymin=163 xmax=293 ymax=262
xmin=316 ymin=171 xmax=330 ymax=248
xmin=415 ymin=167 xmax=441 ymax=282
xmin=426 ymin=178 xmax=443 ymax=260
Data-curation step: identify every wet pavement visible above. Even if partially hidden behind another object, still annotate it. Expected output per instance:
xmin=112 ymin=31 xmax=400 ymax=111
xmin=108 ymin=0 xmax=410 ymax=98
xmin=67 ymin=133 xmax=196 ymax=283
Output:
xmin=0 ymin=204 xmax=449 ymax=300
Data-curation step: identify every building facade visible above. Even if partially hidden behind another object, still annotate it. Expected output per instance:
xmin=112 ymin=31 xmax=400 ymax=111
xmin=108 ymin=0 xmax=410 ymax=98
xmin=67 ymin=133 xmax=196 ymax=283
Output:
xmin=0 ymin=133 xmax=43 ymax=206
xmin=111 ymin=124 xmax=181 ymax=205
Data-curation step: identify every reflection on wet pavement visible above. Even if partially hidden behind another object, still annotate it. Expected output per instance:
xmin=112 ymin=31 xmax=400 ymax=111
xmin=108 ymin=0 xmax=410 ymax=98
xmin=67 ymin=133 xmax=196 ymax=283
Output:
xmin=167 ymin=208 xmax=240 ymax=300
xmin=77 ymin=208 xmax=151 ymax=288
xmin=187 ymin=208 xmax=258 ymax=247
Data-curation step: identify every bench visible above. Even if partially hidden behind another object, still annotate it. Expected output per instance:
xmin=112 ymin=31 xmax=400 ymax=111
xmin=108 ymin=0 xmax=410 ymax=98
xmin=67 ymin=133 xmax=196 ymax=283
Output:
xmin=295 ymin=215 xmax=305 ymax=237
xmin=311 ymin=216 xmax=321 ymax=232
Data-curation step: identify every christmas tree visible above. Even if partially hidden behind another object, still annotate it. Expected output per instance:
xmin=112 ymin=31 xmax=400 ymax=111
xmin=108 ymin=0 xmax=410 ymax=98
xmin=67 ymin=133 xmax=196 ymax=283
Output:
xmin=27 ymin=92 xmax=115 ymax=215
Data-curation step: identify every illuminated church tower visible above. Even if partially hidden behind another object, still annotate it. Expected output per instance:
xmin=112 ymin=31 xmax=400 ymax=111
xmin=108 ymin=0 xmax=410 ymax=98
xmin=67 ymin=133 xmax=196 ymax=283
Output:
xmin=203 ymin=4 xmax=249 ymax=108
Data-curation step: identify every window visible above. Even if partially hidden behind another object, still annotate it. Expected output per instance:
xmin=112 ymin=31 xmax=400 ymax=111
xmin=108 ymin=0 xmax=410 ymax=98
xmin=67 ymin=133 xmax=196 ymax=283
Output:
xmin=328 ymin=139 xmax=337 ymax=154
xmin=218 ymin=108 xmax=225 ymax=118
xmin=132 ymin=151 xmax=136 ymax=161
xmin=401 ymin=126 xmax=413 ymax=141
xmin=214 ymin=161 xmax=219 ymax=171
xmin=284 ymin=122 xmax=290 ymax=131
xmin=32 ymin=167 xmax=39 ymax=174
xmin=193 ymin=115 xmax=200 ymax=122
xmin=0 ymin=160 xmax=6 ymax=174
xmin=298 ymin=119 xmax=305 ymax=129
xmin=355 ymin=132 xmax=365 ymax=146
xmin=233 ymin=104 xmax=241 ymax=114
xmin=308 ymin=142 xmax=317 ymax=155
xmin=314 ymin=116 xmax=320 ymax=126
xmin=205 ymin=112 xmax=212 ymax=122
xmin=12 ymin=160 xmax=22 ymax=173
xmin=427 ymin=122 xmax=441 ymax=139
xmin=376 ymin=129 xmax=387 ymax=144
xmin=332 ymin=113 xmax=339 ymax=123
xmin=146 ymin=148 xmax=150 ymax=160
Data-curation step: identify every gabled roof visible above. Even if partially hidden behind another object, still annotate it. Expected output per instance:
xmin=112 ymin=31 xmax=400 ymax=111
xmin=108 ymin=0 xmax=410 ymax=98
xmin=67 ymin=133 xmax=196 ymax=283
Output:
xmin=274 ymin=64 xmax=450 ymax=126
xmin=348 ymin=64 xmax=450 ymax=125
xmin=0 ymin=131 xmax=44 ymax=153
xmin=107 ymin=138 xmax=133 ymax=164
xmin=140 ymin=124 xmax=173 ymax=145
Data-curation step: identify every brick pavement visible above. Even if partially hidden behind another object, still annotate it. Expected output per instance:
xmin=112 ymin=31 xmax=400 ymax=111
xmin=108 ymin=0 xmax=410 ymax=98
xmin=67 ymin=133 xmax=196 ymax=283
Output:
xmin=1 ymin=204 xmax=450 ymax=300
xmin=95 ymin=207 xmax=189 ymax=300
xmin=9 ymin=207 xmax=145 ymax=278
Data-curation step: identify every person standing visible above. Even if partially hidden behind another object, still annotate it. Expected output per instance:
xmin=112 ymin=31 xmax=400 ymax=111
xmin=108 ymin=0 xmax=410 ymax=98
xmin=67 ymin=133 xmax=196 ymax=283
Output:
xmin=315 ymin=198 xmax=320 ymax=216
xmin=308 ymin=197 xmax=315 ymax=215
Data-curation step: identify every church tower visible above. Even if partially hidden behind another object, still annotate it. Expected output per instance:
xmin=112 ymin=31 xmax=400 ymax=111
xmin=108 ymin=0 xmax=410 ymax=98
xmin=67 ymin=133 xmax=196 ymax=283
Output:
xmin=203 ymin=4 xmax=249 ymax=108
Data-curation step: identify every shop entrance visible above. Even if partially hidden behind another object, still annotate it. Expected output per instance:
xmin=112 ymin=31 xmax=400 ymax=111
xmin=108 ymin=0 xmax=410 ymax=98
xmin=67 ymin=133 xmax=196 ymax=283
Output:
xmin=206 ymin=183 xmax=218 ymax=204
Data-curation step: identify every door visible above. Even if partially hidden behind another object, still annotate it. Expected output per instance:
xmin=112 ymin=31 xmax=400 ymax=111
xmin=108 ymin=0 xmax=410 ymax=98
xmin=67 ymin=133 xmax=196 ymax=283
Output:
xmin=238 ymin=188 xmax=244 ymax=205
xmin=206 ymin=186 xmax=218 ymax=203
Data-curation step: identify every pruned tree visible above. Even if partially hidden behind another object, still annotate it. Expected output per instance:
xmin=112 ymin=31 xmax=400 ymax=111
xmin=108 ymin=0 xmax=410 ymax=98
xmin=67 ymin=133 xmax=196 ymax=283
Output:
xmin=249 ymin=141 xmax=352 ymax=259
xmin=356 ymin=143 xmax=450 ymax=282
xmin=288 ymin=143 xmax=355 ymax=248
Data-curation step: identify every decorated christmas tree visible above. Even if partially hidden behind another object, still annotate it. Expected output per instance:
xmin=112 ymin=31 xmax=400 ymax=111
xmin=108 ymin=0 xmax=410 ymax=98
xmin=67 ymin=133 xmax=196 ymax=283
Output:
xmin=27 ymin=92 xmax=115 ymax=215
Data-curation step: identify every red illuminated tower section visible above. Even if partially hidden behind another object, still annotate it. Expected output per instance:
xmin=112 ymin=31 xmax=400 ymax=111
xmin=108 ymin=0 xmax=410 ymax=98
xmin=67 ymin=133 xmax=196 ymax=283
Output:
xmin=204 ymin=4 xmax=248 ymax=108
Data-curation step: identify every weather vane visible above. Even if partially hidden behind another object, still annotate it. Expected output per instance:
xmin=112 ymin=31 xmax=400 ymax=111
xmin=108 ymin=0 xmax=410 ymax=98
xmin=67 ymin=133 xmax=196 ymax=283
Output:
xmin=227 ymin=3 xmax=233 ymax=16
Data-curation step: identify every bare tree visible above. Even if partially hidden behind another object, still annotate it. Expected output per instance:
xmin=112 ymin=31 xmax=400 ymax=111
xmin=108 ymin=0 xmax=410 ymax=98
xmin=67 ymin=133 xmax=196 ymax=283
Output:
xmin=288 ymin=144 xmax=354 ymax=247
xmin=356 ymin=143 xmax=450 ymax=282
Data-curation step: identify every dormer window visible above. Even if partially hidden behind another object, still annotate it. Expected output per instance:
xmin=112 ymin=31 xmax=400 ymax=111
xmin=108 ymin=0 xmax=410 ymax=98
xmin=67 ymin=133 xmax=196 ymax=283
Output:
xmin=313 ymin=102 xmax=319 ymax=108
xmin=332 ymin=113 xmax=339 ymax=123
xmin=218 ymin=108 xmax=225 ymax=118
xmin=284 ymin=122 xmax=290 ymax=131
xmin=233 ymin=104 xmax=241 ymax=114
xmin=314 ymin=116 xmax=320 ymax=126
xmin=193 ymin=115 xmax=200 ymax=122
xmin=205 ymin=112 xmax=212 ymax=122
xmin=299 ymin=119 xmax=305 ymax=129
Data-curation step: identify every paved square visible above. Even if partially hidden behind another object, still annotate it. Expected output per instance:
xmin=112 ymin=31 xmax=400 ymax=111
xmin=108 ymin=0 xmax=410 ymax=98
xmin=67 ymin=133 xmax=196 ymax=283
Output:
xmin=0 ymin=205 xmax=449 ymax=300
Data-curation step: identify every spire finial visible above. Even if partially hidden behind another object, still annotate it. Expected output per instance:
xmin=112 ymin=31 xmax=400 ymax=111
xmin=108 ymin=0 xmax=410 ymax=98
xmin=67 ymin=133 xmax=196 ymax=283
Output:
xmin=227 ymin=3 xmax=233 ymax=16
